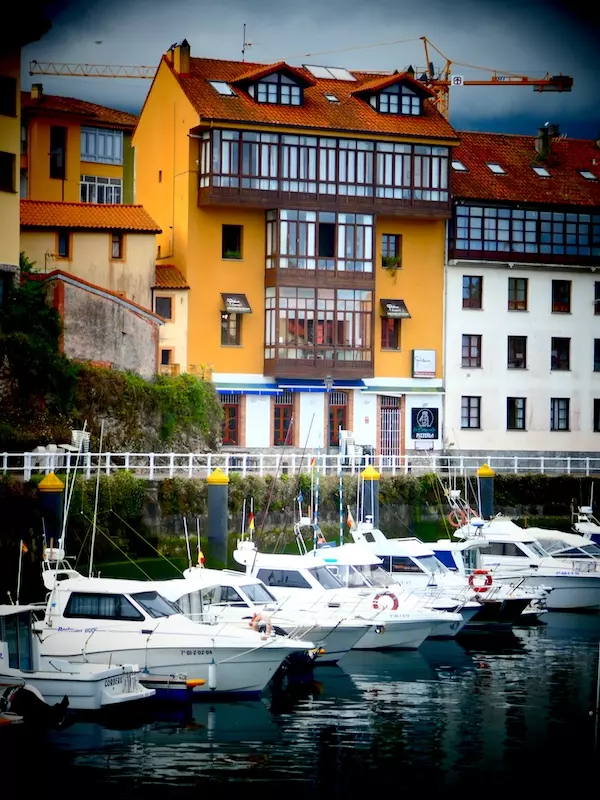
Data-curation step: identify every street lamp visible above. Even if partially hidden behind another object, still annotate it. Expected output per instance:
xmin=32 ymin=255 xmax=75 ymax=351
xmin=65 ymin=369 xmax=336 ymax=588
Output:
xmin=324 ymin=374 xmax=333 ymax=458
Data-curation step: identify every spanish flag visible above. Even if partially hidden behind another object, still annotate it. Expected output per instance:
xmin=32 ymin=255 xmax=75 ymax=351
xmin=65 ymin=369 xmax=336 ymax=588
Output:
xmin=21 ymin=541 xmax=28 ymax=554
xmin=248 ymin=512 xmax=255 ymax=531
xmin=310 ymin=456 xmax=316 ymax=468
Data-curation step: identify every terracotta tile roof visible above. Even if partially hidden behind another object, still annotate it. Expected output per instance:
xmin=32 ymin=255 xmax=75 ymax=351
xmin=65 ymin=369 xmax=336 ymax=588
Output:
xmin=154 ymin=264 xmax=190 ymax=289
xmin=232 ymin=61 xmax=316 ymax=88
xmin=21 ymin=90 xmax=138 ymax=130
xmin=40 ymin=270 xmax=164 ymax=323
xmin=20 ymin=200 xmax=161 ymax=232
xmin=452 ymin=132 xmax=600 ymax=207
xmin=166 ymin=56 xmax=458 ymax=141
xmin=350 ymin=72 xmax=435 ymax=98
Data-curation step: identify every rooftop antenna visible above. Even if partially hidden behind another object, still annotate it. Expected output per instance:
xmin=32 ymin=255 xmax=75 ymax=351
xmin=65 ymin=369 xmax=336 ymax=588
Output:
xmin=242 ymin=23 xmax=253 ymax=61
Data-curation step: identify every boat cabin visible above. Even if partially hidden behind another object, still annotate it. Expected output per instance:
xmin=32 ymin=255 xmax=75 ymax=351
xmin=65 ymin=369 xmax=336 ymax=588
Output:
xmin=0 ymin=605 xmax=39 ymax=670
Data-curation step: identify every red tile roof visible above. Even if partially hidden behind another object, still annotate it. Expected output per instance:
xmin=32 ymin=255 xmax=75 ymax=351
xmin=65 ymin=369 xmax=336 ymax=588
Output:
xmin=166 ymin=56 xmax=458 ymax=141
xmin=452 ymin=132 xmax=600 ymax=206
xmin=154 ymin=264 xmax=190 ymax=289
xmin=20 ymin=200 xmax=161 ymax=232
xmin=350 ymin=72 xmax=435 ymax=98
xmin=21 ymin=90 xmax=138 ymax=130
xmin=232 ymin=61 xmax=316 ymax=88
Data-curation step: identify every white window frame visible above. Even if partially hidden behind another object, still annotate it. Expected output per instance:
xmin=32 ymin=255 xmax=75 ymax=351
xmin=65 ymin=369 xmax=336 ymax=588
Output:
xmin=80 ymin=174 xmax=123 ymax=204
xmin=81 ymin=126 xmax=123 ymax=165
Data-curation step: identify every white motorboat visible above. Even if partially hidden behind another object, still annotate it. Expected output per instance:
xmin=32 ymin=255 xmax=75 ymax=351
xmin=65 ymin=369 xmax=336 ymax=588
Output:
xmin=0 ymin=604 xmax=155 ymax=711
xmin=301 ymin=537 xmax=466 ymax=639
xmin=158 ymin=569 xmax=373 ymax=664
xmin=33 ymin=577 xmax=316 ymax=697
xmin=452 ymin=516 xmax=600 ymax=611
xmin=524 ymin=529 xmax=600 ymax=561
xmin=347 ymin=519 xmax=545 ymax=629
xmin=570 ymin=503 xmax=600 ymax=544
xmin=233 ymin=541 xmax=461 ymax=650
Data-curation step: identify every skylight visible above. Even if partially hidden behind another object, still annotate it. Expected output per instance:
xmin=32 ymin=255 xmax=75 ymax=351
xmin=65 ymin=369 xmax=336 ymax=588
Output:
xmin=452 ymin=160 xmax=467 ymax=171
xmin=325 ymin=93 xmax=340 ymax=103
xmin=486 ymin=163 xmax=506 ymax=175
xmin=304 ymin=65 xmax=356 ymax=81
xmin=533 ymin=166 xmax=551 ymax=177
xmin=579 ymin=170 xmax=598 ymax=180
xmin=208 ymin=80 xmax=235 ymax=96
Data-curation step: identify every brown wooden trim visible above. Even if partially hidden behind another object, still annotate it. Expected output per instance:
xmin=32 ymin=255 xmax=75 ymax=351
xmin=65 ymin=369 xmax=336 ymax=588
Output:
xmin=265 ymin=358 xmax=373 ymax=380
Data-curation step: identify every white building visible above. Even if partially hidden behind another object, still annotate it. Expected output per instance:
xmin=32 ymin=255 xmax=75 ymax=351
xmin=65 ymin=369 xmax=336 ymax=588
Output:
xmin=444 ymin=128 xmax=600 ymax=457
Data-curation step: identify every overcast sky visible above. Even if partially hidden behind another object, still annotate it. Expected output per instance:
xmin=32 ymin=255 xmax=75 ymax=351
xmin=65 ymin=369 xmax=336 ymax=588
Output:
xmin=22 ymin=0 xmax=600 ymax=138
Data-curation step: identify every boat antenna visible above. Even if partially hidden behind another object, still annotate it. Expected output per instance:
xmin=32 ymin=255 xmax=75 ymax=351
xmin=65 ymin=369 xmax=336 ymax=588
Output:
xmin=183 ymin=516 xmax=192 ymax=570
xmin=88 ymin=418 xmax=104 ymax=577
xmin=338 ymin=460 xmax=344 ymax=546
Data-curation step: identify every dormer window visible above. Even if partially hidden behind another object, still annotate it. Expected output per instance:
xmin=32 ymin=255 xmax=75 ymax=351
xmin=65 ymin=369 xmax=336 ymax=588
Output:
xmin=369 ymin=83 xmax=421 ymax=116
xmin=248 ymin=73 xmax=302 ymax=106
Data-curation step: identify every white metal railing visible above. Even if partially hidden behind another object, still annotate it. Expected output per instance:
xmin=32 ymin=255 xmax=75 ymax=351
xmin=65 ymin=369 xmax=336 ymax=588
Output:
xmin=2 ymin=451 xmax=600 ymax=481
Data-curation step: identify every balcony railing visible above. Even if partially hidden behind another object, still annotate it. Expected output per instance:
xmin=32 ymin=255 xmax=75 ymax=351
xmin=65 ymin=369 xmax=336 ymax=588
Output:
xmin=5 ymin=450 xmax=600 ymax=481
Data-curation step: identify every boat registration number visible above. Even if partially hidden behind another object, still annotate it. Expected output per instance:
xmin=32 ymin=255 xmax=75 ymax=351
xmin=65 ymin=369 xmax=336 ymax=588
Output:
xmin=180 ymin=649 xmax=213 ymax=656
xmin=104 ymin=675 xmax=123 ymax=687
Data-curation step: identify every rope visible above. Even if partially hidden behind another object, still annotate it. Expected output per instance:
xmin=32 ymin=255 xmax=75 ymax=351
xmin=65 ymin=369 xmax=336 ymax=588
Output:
xmin=78 ymin=512 xmax=153 ymax=579
xmin=108 ymin=509 xmax=182 ymax=576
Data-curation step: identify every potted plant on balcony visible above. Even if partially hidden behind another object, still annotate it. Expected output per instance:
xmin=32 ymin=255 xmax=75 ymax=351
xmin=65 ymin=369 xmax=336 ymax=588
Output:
xmin=224 ymin=250 xmax=242 ymax=260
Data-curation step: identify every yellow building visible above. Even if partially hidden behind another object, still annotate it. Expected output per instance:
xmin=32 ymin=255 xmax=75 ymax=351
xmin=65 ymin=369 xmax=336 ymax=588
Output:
xmin=0 ymin=14 xmax=50 ymax=305
xmin=134 ymin=41 xmax=458 ymax=454
xmin=20 ymin=84 xmax=137 ymax=205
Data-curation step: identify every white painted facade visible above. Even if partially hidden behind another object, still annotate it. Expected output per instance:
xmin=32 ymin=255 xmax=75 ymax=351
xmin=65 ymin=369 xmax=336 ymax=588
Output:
xmin=444 ymin=260 xmax=600 ymax=453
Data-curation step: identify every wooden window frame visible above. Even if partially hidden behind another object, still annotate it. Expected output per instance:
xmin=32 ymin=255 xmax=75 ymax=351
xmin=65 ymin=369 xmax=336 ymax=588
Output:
xmin=461 ymin=396 xmax=481 ymax=429
xmin=550 ymin=397 xmax=570 ymax=431
xmin=56 ymin=230 xmax=72 ymax=260
xmin=507 ymin=397 xmax=526 ymax=430
xmin=0 ymin=151 xmax=16 ymax=193
xmin=507 ymin=336 xmax=527 ymax=369
xmin=110 ymin=231 xmax=125 ymax=261
xmin=551 ymin=337 xmax=570 ymax=371
xmin=461 ymin=334 xmax=482 ymax=368
xmin=220 ymin=312 xmax=241 ymax=347
xmin=551 ymin=279 xmax=571 ymax=313
xmin=381 ymin=233 xmax=402 ymax=268
xmin=155 ymin=295 xmax=174 ymax=321
xmin=462 ymin=275 xmax=482 ymax=309
xmin=222 ymin=224 xmax=243 ymax=259
xmin=508 ymin=277 xmax=528 ymax=311
xmin=381 ymin=317 xmax=400 ymax=350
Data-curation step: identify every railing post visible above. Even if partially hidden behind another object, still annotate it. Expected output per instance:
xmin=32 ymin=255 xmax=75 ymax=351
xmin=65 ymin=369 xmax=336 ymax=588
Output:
xmin=148 ymin=453 xmax=155 ymax=480
xmin=259 ymin=453 xmax=264 ymax=476
xmin=188 ymin=452 xmax=194 ymax=478
xmin=242 ymin=454 xmax=248 ymax=477
xmin=225 ymin=454 xmax=230 ymax=476
xmin=104 ymin=453 xmax=111 ymax=475
xmin=85 ymin=451 xmax=92 ymax=479
xmin=540 ymin=456 xmax=544 ymax=474
xmin=514 ymin=456 xmax=518 ymax=474
xmin=460 ymin=456 xmax=465 ymax=477
xmin=291 ymin=454 xmax=296 ymax=475
xmin=207 ymin=453 xmax=212 ymax=478
xmin=586 ymin=457 xmax=590 ymax=477
xmin=1 ymin=452 xmax=6 ymax=474
xmin=24 ymin=453 xmax=32 ymax=481
xmin=124 ymin=452 xmax=130 ymax=472
xmin=567 ymin=456 xmax=571 ymax=475
xmin=392 ymin=455 xmax=397 ymax=477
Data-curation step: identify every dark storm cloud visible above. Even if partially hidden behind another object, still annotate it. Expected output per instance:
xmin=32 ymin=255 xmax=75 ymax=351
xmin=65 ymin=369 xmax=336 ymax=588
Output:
xmin=21 ymin=0 xmax=600 ymax=136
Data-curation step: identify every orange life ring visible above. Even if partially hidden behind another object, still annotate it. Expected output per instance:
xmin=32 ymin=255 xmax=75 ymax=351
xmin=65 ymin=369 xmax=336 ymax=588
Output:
xmin=448 ymin=509 xmax=467 ymax=528
xmin=468 ymin=569 xmax=493 ymax=593
xmin=372 ymin=591 xmax=400 ymax=611
xmin=249 ymin=613 xmax=273 ymax=636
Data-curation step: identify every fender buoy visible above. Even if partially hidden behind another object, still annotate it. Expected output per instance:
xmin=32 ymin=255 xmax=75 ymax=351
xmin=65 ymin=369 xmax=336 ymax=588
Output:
xmin=249 ymin=613 xmax=273 ymax=636
xmin=448 ymin=509 xmax=467 ymax=529
xmin=469 ymin=569 xmax=493 ymax=593
xmin=372 ymin=591 xmax=400 ymax=611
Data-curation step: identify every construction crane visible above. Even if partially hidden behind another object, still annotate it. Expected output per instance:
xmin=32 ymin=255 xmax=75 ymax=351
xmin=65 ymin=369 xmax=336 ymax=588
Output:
xmin=29 ymin=36 xmax=574 ymax=120
xmin=416 ymin=37 xmax=573 ymax=119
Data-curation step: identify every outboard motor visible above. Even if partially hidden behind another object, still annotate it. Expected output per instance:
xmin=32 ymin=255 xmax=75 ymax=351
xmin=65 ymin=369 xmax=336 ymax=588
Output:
xmin=1 ymin=685 xmax=69 ymax=728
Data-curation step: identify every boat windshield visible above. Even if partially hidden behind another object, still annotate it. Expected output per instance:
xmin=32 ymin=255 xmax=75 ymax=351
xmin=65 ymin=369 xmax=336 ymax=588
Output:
xmin=307 ymin=566 xmax=345 ymax=590
xmin=415 ymin=555 xmax=449 ymax=575
xmin=131 ymin=591 xmax=180 ymax=618
xmin=527 ymin=541 xmax=551 ymax=558
xmin=536 ymin=538 xmax=569 ymax=555
xmin=241 ymin=583 xmax=279 ymax=603
xmin=550 ymin=544 xmax=600 ymax=559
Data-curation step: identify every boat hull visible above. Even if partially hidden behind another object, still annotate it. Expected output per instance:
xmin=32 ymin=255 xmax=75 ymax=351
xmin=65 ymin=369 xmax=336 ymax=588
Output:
xmin=353 ymin=621 xmax=432 ymax=650
xmin=521 ymin=576 xmax=600 ymax=611
xmin=36 ymin=632 xmax=301 ymax=696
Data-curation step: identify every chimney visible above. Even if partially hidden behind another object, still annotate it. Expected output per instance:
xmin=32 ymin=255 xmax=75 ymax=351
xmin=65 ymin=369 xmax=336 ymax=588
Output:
xmin=173 ymin=39 xmax=190 ymax=75
xmin=535 ymin=126 xmax=551 ymax=159
xmin=31 ymin=83 xmax=43 ymax=100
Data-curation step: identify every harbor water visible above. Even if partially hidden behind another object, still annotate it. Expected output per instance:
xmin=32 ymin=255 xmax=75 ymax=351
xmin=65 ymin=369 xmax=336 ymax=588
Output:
xmin=4 ymin=612 xmax=600 ymax=796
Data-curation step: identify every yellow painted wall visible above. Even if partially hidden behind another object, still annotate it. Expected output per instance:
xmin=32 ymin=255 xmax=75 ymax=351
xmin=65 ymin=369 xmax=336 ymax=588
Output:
xmin=132 ymin=61 xmax=198 ymax=271
xmin=27 ymin=118 xmax=125 ymax=202
xmin=154 ymin=290 xmax=189 ymax=370
xmin=20 ymin=229 xmax=156 ymax=308
xmin=374 ymin=217 xmax=446 ymax=379
xmin=0 ymin=49 xmax=20 ymax=268
xmin=187 ymin=206 xmax=267 ymax=374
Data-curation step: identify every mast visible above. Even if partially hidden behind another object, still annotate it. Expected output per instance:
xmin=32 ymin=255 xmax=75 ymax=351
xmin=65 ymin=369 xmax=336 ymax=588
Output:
xmin=88 ymin=418 xmax=104 ymax=577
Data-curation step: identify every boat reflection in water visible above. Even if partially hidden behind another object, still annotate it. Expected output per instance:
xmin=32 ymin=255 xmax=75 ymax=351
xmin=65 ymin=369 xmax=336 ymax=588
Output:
xmin=12 ymin=612 xmax=599 ymax=795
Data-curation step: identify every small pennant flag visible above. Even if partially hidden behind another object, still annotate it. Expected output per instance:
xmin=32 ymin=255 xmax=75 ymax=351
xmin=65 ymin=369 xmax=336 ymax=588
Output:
xmin=310 ymin=456 xmax=316 ymax=468
xmin=248 ymin=512 xmax=255 ymax=531
xmin=21 ymin=541 xmax=28 ymax=554
xmin=298 ymin=490 xmax=304 ymax=504
xmin=347 ymin=509 xmax=355 ymax=530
